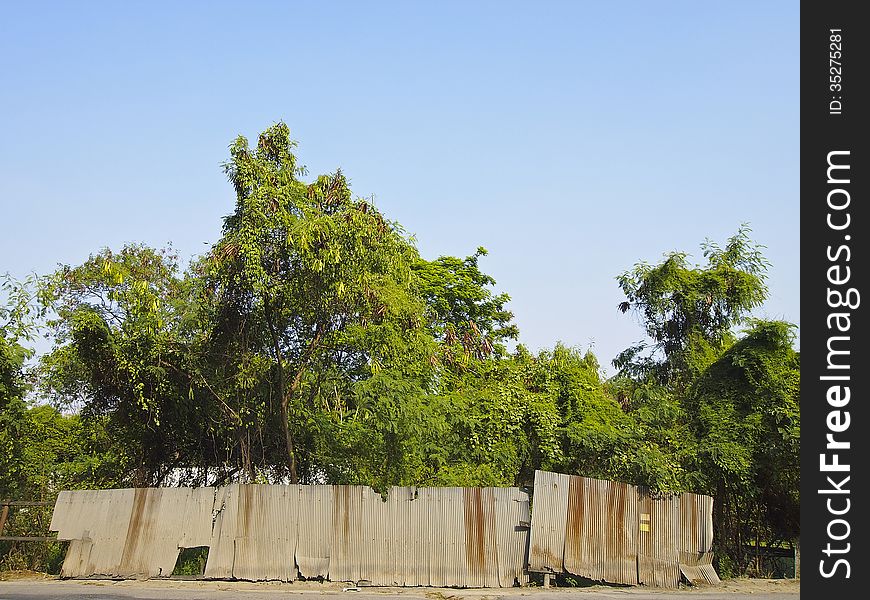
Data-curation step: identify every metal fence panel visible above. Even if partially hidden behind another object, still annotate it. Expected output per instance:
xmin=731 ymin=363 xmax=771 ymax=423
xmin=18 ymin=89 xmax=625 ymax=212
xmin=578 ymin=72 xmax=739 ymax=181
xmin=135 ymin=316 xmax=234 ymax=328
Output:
xmin=43 ymin=478 xmax=702 ymax=588
xmin=529 ymin=470 xmax=717 ymax=588
xmin=118 ymin=488 xmax=195 ymax=578
xmin=637 ymin=490 xmax=681 ymax=587
xmin=231 ymin=484 xmax=297 ymax=581
xmin=54 ymin=488 xmax=135 ymax=577
xmin=295 ymin=484 xmax=334 ymax=579
xmin=563 ymin=476 xmax=638 ymax=585
xmin=494 ymin=487 xmax=530 ymax=587
xmin=179 ymin=486 xmax=217 ymax=548
xmin=678 ymin=493 xmax=719 ymax=584
xmin=327 ymin=484 xmax=363 ymax=583
xmin=203 ymin=484 xmax=238 ymax=579
xmin=527 ymin=470 xmax=570 ymax=572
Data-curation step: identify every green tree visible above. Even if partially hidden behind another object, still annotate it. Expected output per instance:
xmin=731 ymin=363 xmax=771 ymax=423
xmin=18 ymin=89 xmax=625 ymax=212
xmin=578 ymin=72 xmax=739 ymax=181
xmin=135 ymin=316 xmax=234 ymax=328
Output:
xmin=683 ymin=320 xmax=800 ymax=575
xmin=203 ymin=122 xmax=433 ymax=483
xmin=614 ymin=229 xmax=800 ymax=576
xmin=0 ymin=274 xmax=38 ymax=499
xmin=615 ymin=225 xmax=769 ymax=389
xmin=38 ymin=245 xmax=203 ymax=486
xmin=412 ymin=248 xmax=518 ymax=367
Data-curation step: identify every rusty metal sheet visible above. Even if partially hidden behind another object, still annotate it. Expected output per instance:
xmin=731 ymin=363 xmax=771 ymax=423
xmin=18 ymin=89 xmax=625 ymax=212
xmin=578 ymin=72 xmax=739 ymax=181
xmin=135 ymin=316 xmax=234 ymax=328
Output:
xmin=327 ymin=484 xmax=363 ymax=583
xmin=529 ymin=471 xmax=716 ymax=588
xmin=461 ymin=487 xmax=498 ymax=587
xmin=52 ymin=483 xmax=532 ymax=587
xmin=637 ymin=490 xmax=680 ymax=588
xmin=678 ymin=493 xmax=719 ymax=584
xmin=118 ymin=487 xmax=197 ymax=578
xmin=563 ymin=476 xmax=638 ymax=585
xmin=53 ymin=488 xmax=215 ymax=578
xmin=295 ymin=484 xmax=334 ymax=578
xmin=493 ymin=486 xmax=530 ymax=587
xmin=528 ymin=470 xmax=570 ymax=572
xmin=231 ymin=484 xmax=298 ymax=581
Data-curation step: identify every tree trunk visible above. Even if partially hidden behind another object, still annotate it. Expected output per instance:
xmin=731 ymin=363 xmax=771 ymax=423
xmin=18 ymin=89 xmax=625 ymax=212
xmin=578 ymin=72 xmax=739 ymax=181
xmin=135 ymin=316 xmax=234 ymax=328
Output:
xmin=280 ymin=399 xmax=298 ymax=483
xmin=273 ymin=319 xmax=324 ymax=485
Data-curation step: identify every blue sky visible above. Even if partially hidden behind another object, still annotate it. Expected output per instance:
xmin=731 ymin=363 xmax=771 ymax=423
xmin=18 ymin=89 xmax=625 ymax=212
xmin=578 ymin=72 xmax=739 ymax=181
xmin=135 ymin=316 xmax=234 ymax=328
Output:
xmin=0 ymin=1 xmax=798 ymax=371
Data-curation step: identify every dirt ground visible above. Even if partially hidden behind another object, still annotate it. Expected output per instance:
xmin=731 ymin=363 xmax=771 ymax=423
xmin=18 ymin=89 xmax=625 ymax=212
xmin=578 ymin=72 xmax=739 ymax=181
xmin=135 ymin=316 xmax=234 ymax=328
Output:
xmin=0 ymin=571 xmax=800 ymax=599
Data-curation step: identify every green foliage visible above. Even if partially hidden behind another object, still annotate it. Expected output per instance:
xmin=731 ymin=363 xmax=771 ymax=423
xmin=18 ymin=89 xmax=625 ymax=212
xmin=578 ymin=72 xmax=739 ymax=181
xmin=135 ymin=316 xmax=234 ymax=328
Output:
xmin=412 ymin=248 xmax=518 ymax=365
xmin=0 ymin=401 xmax=125 ymax=572
xmin=615 ymin=225 xmax=768 ymax=388
xmin=683 ymin=320 xmax=800 ymax=573
xmin=171 ymin=547 xmax=209 ymax=576
xmin=1 ymin=274 xmax=38 ymax=499
xmin=37 ymin=245 xmax=204 ymax=486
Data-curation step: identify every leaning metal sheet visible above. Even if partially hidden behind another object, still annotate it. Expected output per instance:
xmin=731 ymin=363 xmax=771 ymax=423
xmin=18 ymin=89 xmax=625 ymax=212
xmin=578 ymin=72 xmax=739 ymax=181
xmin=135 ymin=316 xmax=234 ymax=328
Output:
xmin=117 ymin=488 xmax=198 ymax=578
xmin=527 ymin=470 xmax=570 ymax=572
xmin=677 ymin=493 xmax=719 ymax=584
xmin=178 ymin=486 xmax=217 ymax=548
xmin=54 ymin=488 xmax=135 ymax=577
xmin=203 ymin=484 xmax=239 ymax=579
xmin=563 ymin=476 xmax=639 ymax=585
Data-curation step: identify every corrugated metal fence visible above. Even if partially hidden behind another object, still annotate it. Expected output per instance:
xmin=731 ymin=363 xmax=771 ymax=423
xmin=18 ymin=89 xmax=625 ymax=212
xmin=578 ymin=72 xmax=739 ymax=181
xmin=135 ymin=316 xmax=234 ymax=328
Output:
xmin=50 ymin=484 xmax=530 ymax=586
xmin=49 ymin=471 xmax=717 ymax=587
xmin=528 ymin=470 xmax=719 ymax=587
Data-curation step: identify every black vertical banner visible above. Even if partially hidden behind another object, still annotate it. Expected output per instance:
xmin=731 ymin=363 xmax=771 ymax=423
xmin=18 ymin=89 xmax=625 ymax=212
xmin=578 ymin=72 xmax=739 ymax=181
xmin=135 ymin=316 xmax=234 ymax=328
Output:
xmin=801 ymin=2 xmax=868 ymax=597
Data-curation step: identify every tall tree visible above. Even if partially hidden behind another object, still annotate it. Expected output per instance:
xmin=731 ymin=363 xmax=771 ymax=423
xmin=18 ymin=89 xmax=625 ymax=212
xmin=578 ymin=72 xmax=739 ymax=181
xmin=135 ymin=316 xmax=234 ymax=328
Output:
xmin=614 ymin=229 xmax=800 ymax=575
xmin=204 ymin=123 xmax=431 ymax=483
xmin=615 ymin=225 xmax=769 ymax=389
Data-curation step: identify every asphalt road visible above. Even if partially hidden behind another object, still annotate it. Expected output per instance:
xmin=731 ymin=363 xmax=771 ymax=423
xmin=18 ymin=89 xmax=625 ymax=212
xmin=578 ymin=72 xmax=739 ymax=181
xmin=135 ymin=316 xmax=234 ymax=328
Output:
xmin=0 ymin=579 xmax=800 ymax=600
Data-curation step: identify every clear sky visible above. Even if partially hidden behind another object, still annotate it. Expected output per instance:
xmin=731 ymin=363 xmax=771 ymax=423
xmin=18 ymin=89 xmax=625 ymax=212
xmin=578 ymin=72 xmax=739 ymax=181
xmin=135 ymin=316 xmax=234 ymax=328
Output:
xmin=0 ymin=1 xmax=799 ymax=371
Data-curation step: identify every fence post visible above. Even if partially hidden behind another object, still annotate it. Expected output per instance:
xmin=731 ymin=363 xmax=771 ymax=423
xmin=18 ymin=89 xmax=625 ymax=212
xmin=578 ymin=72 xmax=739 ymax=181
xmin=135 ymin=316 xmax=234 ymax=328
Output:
xmin=0 ymin=503 xmax=9 ymax=537
xmin=794 ymin=538 xmax=800 ymax=579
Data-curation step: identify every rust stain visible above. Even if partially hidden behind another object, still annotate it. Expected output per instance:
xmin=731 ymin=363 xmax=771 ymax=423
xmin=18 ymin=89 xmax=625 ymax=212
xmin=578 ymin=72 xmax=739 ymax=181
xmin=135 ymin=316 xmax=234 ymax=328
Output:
xmin=239 ymin=484 xmax=254 ymax=537
xmin=463 ymin=487 xmax=486 ymax=575
xmin=331 ymin=485 xmax=351 ymax=559
xmin=564 ymin=475 xmax=583 ymax=571
xmin=119 ymin=488 xmax=149 ymax=572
